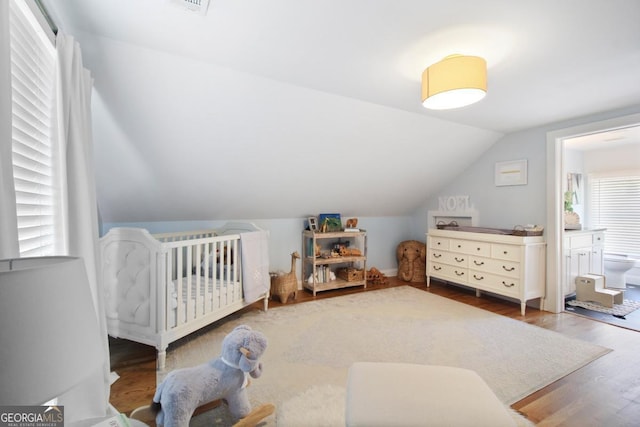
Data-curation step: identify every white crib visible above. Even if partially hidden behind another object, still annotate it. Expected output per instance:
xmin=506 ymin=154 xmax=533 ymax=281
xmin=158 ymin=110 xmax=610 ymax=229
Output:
xmin=100 ymin=222 xmax=270 ymax=369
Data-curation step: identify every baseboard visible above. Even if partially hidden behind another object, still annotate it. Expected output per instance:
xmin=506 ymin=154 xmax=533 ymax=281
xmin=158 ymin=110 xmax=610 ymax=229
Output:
xmin=381 ymin=268 xmax=397 ymax=277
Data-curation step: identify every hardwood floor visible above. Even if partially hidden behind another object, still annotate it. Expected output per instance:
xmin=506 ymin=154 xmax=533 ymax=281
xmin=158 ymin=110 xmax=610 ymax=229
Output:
xmin=109 ymin=277 xmax=640 ymax=426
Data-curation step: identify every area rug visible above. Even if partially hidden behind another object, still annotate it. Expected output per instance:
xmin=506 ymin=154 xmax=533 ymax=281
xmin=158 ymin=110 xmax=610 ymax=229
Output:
xmin=567 ymin=299 xmax=640 ymax=316
xmin=160 ymin=286 xmax=610 ymax=426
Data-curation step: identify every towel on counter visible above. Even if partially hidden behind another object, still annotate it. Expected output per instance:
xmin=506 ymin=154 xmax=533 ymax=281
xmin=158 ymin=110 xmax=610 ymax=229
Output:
xmin=240 ymin=230 xmax=270 ymax=302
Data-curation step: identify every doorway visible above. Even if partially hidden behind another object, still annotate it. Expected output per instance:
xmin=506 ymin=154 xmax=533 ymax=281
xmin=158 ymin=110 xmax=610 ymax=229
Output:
xmin=545 ymin=112 xmax=640 ymax=314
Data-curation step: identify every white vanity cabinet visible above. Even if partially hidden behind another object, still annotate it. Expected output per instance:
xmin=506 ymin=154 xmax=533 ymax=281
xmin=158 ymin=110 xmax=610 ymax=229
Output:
xmin=563 ymin=229 xmax=605 ymax=295
xmin=426 ymin=229 xmax=546 ymax=315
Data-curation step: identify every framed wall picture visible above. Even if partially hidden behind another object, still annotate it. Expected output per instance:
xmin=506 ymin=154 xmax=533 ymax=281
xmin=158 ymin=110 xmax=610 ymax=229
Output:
xmin=495 ymin=159 xmax=528 ymax=186
xmin=308 ymin=216 xmax=318 ymax=231
xmin=318 ymin=213 xmax=342 ymax=232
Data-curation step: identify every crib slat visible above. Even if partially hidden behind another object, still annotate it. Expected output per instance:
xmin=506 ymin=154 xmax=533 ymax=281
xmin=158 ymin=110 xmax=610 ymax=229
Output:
xmin=211 ymin=241 xmax=222 ymax=309
xmin=164 ymin=251 xmax=172 ymax=331
xmin=232 ymin=238 xmax=239 ymax=299
xmin=194 ymin=243 xmax=203 ymax=319
xmin=202 ymin=243 xmax=211 ymax=313
xmin=176 ymin=249 xmax=184 ymax=327
xmin=225 ymin=238 xmax=233 ymax=303
xmin=186 ymin=244 xmax=193 ymax=322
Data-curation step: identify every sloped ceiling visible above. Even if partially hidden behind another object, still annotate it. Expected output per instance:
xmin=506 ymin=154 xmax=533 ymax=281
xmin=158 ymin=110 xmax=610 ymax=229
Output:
xmin=41 ymin=0 xmax=640 ymax=223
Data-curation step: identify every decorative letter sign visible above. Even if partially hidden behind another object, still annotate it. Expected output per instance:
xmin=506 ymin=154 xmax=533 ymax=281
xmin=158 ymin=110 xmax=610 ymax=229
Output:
xmin=438 ymin=196 xmax=471 ymax=212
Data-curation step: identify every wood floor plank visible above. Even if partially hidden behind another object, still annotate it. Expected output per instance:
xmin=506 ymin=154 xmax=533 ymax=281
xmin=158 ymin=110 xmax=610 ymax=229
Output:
xmin=109 ymin=277 xmax=640 ymax=425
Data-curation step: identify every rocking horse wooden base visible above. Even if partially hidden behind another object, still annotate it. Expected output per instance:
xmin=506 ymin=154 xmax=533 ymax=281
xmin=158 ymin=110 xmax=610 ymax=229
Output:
xmin=130 ymin=401 xmax=275 ymax=427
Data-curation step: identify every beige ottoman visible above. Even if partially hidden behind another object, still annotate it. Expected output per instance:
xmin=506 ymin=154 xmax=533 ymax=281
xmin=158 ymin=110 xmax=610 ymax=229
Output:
xmin=346 ymin=362 xmax=518 ymax=427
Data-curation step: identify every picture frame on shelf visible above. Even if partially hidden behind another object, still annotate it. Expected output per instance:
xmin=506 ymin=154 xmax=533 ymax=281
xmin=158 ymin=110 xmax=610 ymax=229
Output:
xmin=308 ymin=216 xmax=318 ymax=231
xmin=318 ymin=213 xmax=342 ymax=232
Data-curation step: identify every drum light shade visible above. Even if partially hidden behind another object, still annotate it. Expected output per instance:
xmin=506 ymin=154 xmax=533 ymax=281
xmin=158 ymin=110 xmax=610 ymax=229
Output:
xmin=422 ymin=55 xmax=487 ymax=110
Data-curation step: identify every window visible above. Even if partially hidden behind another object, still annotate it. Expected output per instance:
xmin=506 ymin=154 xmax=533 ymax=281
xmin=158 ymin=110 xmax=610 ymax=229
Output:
xmin=9 ymin=0 xmax=59 ymax=256
xmin=589 ymin=173 xmax=640 ymax=257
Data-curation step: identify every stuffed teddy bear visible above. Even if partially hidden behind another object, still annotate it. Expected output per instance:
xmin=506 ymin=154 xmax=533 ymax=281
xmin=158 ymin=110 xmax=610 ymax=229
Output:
xmin=135 ymin=325 xmax=272 ymax=427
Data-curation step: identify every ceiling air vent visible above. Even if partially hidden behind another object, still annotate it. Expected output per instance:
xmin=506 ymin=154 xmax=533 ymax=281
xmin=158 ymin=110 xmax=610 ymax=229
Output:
xmin=170 ymin=0 xmax=211 ymax=15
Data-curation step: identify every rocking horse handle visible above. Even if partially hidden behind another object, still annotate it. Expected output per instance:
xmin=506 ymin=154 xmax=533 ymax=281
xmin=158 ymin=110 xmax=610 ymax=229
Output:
xmin=240 ymin=347 xmax=251 ymax=357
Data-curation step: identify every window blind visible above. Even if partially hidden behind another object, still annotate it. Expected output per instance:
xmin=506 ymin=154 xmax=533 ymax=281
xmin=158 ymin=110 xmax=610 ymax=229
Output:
xmin=9 ymin=0 xmax=58 ymax=256
xmin=589 ymin=174 xmax=640 ymax=257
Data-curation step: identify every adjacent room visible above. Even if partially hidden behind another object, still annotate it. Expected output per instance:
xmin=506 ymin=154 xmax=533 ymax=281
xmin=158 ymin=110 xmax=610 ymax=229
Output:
xmin=1 ymin=1 xmax=640 ymax=426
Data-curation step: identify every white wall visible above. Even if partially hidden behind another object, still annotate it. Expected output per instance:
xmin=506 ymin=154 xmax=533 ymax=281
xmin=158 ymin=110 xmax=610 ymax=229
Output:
xmin=413 ymin=106 xmax=640 ymax=237
xmin=101 ymin=107 xmax=640 ymax=287
xmin=583 ymin=143 xmax=640 ymax=174
xmin=413 ymin=126 xmax=548 ymax=233
xmin=101 ymin=215 xmax=414 ymax=276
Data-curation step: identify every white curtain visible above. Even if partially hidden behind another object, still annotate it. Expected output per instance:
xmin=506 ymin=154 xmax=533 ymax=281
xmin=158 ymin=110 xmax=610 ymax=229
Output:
xmin=0 ymin=1 xmax=20 ymax=259
xmin=54 ymin=32 xmax=111 ymax=423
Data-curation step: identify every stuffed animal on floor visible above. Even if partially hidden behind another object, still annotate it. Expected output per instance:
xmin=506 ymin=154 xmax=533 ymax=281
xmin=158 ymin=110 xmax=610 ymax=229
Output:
xmin=132 ymin=325 xmax=273 ymax=427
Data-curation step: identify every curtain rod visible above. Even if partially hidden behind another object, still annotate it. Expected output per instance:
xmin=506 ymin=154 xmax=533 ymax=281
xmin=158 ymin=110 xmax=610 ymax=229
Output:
xmin=34 ymin=0 xmax=58 ymax=35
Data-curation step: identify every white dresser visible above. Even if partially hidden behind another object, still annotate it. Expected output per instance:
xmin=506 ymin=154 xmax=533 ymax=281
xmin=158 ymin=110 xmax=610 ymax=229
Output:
xmin=426 ymin=228 xmax=546 ymax=315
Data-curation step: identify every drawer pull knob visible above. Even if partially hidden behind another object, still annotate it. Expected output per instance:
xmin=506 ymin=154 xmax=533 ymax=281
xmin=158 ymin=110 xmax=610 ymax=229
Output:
xmin=457 ymin=244 xmax=462 ymax=248
xmin=437 ymin=242 xmax=441 ymax=245
xmin=474 ymin=261 xmax=484 ymax=266
xmin=455 ymin=271 xmax=465 ymax=276
xmin=433 ymin=266 xmax=442 ymax=271
xmin=502 ymin=266 xmax=515 ymax=272
xmin=477 ymin=247 xmax=481 ymax=251
xmin=433 ymin=253 xmax=442 ymax=258
xmin=502 ymin=281 xmax=515 ymax=288
xmin=454 ymin=257 xmax=465 ymax=262
xmin=503 ymin=251 xmax=508 ymax=255
xmin=473 ymin=274 xmax=484 ymax=280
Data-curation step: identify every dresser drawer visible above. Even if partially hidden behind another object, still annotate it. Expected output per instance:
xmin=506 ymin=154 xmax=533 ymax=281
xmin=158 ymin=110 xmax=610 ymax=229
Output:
xmin=429 ymin=236 xmax=449 ymax=250
xmin=430 ymin=250 xmax=468 ymax=267
xmin=449 ymin=239 xmax=491 ymax=257
xmin=491 ymin=244 xmax=521 ymax=261
xmin=468 ymin=271 xmax=520 ymax=297
xmin=469 ymin=256 xmax=520 ymax=278
xmin=429 ymin=262 xmax=467 ymax=282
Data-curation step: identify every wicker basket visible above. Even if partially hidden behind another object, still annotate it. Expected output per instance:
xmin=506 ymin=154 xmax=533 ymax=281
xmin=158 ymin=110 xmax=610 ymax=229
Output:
xmin=436 ymin=220 xmax=459 ymax=230
xmin=270 ymin=273 xmax=297 ymax=304
xmin=337 ymin=267 xmax=364 ymax=282
xmin=512 ymin=225 xmax=544 ymax=236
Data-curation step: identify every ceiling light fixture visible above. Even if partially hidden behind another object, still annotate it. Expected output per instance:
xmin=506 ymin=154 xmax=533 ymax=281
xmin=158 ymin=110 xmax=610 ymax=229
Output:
xmin=422 ymin=54 xmax=487 ymax=110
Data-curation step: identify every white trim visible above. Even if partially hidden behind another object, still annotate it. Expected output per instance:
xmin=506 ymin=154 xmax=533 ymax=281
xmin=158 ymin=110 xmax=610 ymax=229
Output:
xmin=15 ymin=0 xmax=54 ymax=45
xmin=546 ymin=112 xmax=640 ymax=313
xmin=427 ymin=210 xmax=479 ymax=228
